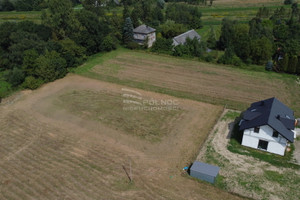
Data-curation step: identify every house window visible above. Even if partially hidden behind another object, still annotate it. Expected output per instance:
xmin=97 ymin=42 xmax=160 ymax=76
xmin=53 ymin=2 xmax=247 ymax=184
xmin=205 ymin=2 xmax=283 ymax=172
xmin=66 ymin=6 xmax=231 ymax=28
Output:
xmin=258 ymin=140 xmax=268 ymax=150
xmin=273 ymin=131 xmax=279 ymax=138
xmin=254 ymin=127 xmax=260 ymax=133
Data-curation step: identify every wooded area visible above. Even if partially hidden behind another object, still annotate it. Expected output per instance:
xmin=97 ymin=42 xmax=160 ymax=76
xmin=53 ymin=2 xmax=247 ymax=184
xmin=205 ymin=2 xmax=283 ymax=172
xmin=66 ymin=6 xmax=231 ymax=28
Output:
xmin=0 ymin=0 xmax=300 ymax=99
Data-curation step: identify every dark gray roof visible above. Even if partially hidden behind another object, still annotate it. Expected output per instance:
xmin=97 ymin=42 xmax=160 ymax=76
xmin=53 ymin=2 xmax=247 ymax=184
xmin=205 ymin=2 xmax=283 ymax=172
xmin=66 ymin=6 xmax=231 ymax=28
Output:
xmin=190 ymin=161 xmax=220 ymax=177
xmin=240 ymin=97 xmax=295 ymax=142
xmin=133 ymin=25 xmax=156 ymax=34
xmin=173 ymin=30 xmax=201 ymax=45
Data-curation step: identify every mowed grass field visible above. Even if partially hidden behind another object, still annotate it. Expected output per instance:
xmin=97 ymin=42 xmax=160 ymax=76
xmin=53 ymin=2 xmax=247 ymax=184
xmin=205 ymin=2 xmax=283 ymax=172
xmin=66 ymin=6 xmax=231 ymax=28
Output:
xmin=0 ymin=75 xmax=246 ymax=200
xmin=74 ymin=48 xmax=300 ymax=116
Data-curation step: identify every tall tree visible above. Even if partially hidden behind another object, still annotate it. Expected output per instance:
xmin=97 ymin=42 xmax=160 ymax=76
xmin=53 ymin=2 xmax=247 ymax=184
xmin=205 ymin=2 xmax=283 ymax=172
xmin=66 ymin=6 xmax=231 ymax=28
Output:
xmin=288 ymin=55 xmax=298 ymax=73
xmin=218 ymin=18 xmax=237 ymax=50
xmin=123 ymin=4 xmax=131 ymax=20
xmin=279 ymin=53 xmax=289 ymax=72
xmin=83 ymin=0 xmax=105 ymax=16
xmin=35 ymin=51 xmax=67 ymax=82
xmin=123 ymin=17 xmax=134 ymax=45
xmin=41 ymin=0 xmax=81 ymax=40
xmin=207 ymin=26 xmax=217 ymax=49
xmin=1 ymin=0 xmax=15 ymax=11
xmin=76 ymin=9 xmax=108 ymax=55
xmin=250 ymin=36 xmax=273 ymax=65
xmin=297 ymin=57 xmax=300 ymax=74
xmin=232 ymin=23 xmax=251 ymax=61
xmin=157 ymin=0 xmax=165 ymax=9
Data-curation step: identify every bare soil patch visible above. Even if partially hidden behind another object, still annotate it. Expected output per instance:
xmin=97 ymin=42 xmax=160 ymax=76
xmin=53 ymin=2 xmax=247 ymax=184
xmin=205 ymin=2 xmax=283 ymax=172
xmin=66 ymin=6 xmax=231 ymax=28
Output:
xmin=0 ymin=75 xmax=243 ymax=200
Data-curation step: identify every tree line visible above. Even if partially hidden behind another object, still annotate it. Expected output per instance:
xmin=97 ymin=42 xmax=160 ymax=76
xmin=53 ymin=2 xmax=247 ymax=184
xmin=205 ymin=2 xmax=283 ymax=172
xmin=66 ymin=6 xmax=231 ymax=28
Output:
xmin=1 ymin=0 xmax=300 ymax=98
xmin=151 ymin=3 xmax=300 ymax=75
xmin=0 ymin=0 xmax=117 ymax=97
xmin=216 ymin=4 xmax=300 ymax=74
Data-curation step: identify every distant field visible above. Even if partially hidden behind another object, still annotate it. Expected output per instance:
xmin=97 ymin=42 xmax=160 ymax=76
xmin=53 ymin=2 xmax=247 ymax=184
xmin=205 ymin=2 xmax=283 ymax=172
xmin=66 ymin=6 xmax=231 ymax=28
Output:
xmin=0 ymin=75 xmax=245 ymax=200
xmin=213 ymin=0 xmax=283 ymax=7
xmin=73 ymin=49 xmax=300 ymax=116
xmin=0 ymin=1 xmax=288 ymax=25
xmin=200 ymin=4 xmax=290 ymax=25
xmin=0 ymin=11 xmax=41 ymax=24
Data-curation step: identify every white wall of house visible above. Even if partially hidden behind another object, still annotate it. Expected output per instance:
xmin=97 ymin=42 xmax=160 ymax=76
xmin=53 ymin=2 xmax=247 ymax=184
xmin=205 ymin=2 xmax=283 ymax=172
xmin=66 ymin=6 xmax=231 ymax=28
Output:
xmin=147 ymin=32 xmax=156 ymax=47
xmin=133 ymin=32 xmax=156 ymax=48
xmin=241 ymin=125 xmax=287 ymax=156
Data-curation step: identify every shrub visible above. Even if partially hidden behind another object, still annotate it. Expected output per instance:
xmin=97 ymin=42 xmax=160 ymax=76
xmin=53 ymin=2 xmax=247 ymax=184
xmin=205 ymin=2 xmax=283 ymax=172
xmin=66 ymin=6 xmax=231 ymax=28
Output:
xmin=126 ymin=42 xmax=140 ymax=49
xmin=22 ymin=76 xmax=44 ymax=90
xmin=101 ymin=35 xmax=117 ymax=52
xmin=5 ymin=68 xmax=25 ymax=87
xmin=151 ymin=38 xmax=173 ymax=54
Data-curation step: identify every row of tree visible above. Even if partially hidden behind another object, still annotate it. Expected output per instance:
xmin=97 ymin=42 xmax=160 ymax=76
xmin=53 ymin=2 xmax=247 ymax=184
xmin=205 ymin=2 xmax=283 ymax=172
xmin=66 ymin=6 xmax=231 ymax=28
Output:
xmin=215 ymin=4 xmax=300 ymax=73
xmin=150 ymin=3 xmax=300 ymax=74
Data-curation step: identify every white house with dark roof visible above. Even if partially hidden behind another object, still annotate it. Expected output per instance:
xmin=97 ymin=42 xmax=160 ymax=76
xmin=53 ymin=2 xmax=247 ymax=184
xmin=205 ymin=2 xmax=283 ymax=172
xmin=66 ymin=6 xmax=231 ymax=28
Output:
xmin=239 ymin=97 xmax=297 ymax=156
xmin=172 ymin=30 xmax=201 ymax=46
xmin=133 ymin=25 xmax=156 ymax=48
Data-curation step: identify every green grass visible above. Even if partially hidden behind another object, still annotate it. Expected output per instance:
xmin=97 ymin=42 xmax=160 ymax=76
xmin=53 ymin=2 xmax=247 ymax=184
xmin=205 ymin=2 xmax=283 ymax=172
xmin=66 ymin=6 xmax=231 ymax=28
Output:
xmin=0 ymin=80 xmax=11 ymax=98
xmin=73 ymin=51 xmax=248 ymax=111
xmin=221 ymin=110 xmax=240 ymax=121
xmin=196 ymin=25 xmax=221 ymax=41
xmin=214 ymin=175 xmax=227 ymax=190
xmin=199 ymin=4 xmax=290 ymax=26
xmin=72 ymin=48 xmax=300 ymax=116
xmin=54 ymin=89 xmax=182 ymax=142
xmin=0 ymin=71 xmax=12 ymax=98
xmin=228 ymin=123 xmax=300 ymax=169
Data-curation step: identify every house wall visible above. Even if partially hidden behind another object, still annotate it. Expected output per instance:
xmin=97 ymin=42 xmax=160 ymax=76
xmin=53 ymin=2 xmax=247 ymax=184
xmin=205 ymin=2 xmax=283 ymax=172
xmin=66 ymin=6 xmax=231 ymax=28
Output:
xmin=241 ymin=125 xmax=287 ymax=156
xmin=147 ymin=32 xmax=156 ymax=47
xmin=172 ymin=39 xmax=179 ymax=47
xmin=133 ymin=32 xmax=156 ymax=48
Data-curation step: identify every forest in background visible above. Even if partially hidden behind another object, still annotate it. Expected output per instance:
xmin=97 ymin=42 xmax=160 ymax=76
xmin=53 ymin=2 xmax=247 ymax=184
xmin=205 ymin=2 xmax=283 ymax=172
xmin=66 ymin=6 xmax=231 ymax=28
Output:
xmin=0 ymin=0 xmax=300 ymax=99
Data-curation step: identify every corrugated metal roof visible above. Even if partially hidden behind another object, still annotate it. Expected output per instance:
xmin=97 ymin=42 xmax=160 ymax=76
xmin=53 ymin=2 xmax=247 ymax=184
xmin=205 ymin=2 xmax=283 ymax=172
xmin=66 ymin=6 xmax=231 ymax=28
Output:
xmin=190 ymin=161 xmax=220 ymax=177
xmin=133 ymin=25 xmax=156 ymax=34
xmin=240 ymin=97 xmax=295 ymax=142
xmin=173 ymin=30 xmax=201 ymax=45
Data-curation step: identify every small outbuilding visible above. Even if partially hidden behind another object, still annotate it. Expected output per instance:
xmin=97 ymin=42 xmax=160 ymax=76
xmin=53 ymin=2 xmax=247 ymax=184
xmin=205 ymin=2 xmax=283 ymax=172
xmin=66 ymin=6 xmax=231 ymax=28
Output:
xmin=190 ymin=161 xmax=220 ymax=184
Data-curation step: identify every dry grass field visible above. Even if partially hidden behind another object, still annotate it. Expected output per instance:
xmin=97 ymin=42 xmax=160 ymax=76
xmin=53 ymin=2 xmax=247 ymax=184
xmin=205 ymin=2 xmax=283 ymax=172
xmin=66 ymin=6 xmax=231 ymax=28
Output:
xmin=0 ymin=75 xmax=245 ymax=200
xmin=78 ymin=49 xmax=300 ymax=115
